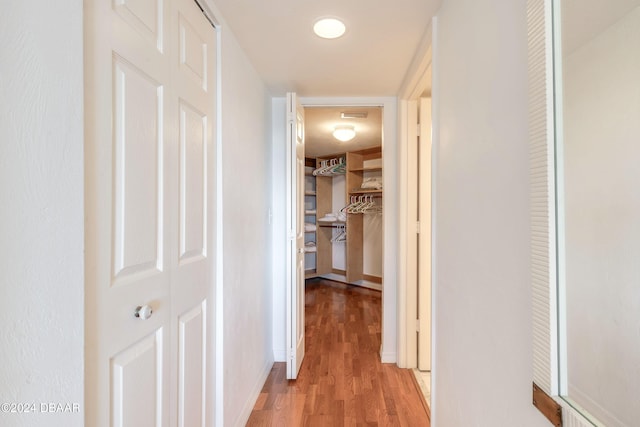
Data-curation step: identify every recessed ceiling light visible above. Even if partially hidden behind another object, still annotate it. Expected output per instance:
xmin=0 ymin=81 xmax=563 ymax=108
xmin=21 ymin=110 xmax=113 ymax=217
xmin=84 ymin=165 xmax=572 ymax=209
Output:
xmin=313 ymin=18 xmax=346 ymax=39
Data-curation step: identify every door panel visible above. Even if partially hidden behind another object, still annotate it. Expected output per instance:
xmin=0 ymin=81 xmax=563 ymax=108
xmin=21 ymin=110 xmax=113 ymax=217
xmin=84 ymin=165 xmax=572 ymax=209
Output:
xmin=86 ymin=0 xmax=172 ymax=424
xmin=112 ymin=57 xmax=163 ymax=280
xmin=112 ymin=329 xmax=164 ymax=427
xmin=286 ymin=92 xmax=305 ymax=379
xmin=113 ymin=0 xmax=164 ymax=50
xmin=178 ymin=15 xmax=208 ymax=89
xmin=170 ymin=1 xmax=215 ymax=426
xmin=178 ymin=101 xmax=207 ymax=263
xmin=295 ymin=152 xmax=305 ymax=370
xmin=178 ymin=302 xmax=206 ymax=427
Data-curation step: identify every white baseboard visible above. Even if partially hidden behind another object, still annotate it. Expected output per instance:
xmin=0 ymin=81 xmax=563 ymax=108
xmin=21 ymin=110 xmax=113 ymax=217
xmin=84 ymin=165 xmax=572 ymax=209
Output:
xmin=234 ymin=358 xmax=273 ymax=427
xmin=318 ymin=274 xmax=383 ymax=292
xmin=380 ymin=350 xmax=397 ymax=364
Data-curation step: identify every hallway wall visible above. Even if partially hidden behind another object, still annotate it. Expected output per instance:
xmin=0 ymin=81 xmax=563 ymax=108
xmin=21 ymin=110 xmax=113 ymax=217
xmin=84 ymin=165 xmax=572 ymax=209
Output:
xmin=0 ymin=1 xmax=84 ymax=426
xmin=0 ymin=1 xmax=275 ymax=426
xmin=214 ymin=11 xmax=275 ymax=427
xmin=432 ymin=0 xmax=548 ymax=425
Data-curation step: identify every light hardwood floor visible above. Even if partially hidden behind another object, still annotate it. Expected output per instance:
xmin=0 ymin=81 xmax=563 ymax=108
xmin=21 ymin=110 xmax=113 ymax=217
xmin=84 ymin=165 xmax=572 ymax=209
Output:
xmin=246 ymin=278 xmax=430 ymax=426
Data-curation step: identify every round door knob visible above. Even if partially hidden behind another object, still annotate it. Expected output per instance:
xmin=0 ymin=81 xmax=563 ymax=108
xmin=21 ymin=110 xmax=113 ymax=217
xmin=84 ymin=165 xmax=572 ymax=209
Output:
xmin=134 ymin=305 xmax=153 ymax=320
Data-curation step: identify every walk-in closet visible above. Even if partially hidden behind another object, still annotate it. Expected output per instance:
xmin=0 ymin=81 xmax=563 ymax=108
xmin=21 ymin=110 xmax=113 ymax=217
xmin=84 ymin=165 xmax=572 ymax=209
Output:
xmin=303 ymin=107 xmax=384 ymax=290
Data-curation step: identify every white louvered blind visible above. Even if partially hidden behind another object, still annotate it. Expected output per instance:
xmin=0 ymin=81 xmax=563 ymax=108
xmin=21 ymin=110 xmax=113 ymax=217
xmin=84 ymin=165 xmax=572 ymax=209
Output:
xmin=528 ymin=0 xmax=558 ymax=396
xmin=528 ymin=1 xmax=602 ymax=425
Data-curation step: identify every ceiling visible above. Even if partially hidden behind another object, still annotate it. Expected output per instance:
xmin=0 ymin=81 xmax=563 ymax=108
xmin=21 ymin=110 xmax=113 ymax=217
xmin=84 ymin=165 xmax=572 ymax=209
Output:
xmin=304 ymin=106 xmax=382 ymax=158
xmin=211 ymin=0 xmax=442 ymax=97
xmin=210 ymin=0 xmax=438 ymax=157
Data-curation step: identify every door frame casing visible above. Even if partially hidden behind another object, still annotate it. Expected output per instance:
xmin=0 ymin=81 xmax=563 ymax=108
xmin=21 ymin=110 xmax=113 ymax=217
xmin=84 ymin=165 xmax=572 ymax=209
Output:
xmin=397 ymin=22 xmax=434 ymax=370
xmin=300 ymin=96 xmax=398 ymax=362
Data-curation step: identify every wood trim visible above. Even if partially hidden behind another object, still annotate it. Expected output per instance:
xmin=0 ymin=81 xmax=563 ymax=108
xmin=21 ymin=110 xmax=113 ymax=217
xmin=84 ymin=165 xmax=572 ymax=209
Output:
xmin=316 ymin=151 xmax=347 ymax=161
xmin=363 ymin=274 xmax=382 ymax=284
xmin=331 ymin=268 xmax=346 ymax=276
xmin=305 ymin=269 xmax=318 ymax=279
xmin=533 ymin=383 xmax=562 ymax=427
xmin=349 ymin=190 xmax=382 ymax=195
xmin=316 ymin=160 xmax=333 ymax=275
xmin=320 ymin=146 xmax=381 ymax=162
xmin=353 ymin=146 xmax=382 ymax=158
xmin=346 ymin=152 xmax=364 ymax=283
xmin=350 ymin=166 xmax=383 ymax=172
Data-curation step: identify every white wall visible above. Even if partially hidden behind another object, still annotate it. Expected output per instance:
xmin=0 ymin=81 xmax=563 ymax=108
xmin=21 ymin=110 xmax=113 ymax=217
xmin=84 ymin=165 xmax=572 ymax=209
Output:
xmin=0 ymin=1 xmax=84 ymax=426
xmin=432 ymin=0 xmax=548 ymax=425
xmin=561 ymin=8 xmax=640 ymax=425
xmin=217 ymin=23 xmax=274 ymax=427
xmin=271 ymin=97 xmax=287 ymax=362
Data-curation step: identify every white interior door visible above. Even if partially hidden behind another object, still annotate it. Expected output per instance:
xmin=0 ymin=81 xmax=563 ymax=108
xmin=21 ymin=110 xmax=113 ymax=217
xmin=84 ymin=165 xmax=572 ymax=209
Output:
xmin=171 ymin=1 xmax=216 ymax=426
xmin=406 ymin=99 xmax=419 ymax=368
xmin=285 ymin=92 xmax=306 ymax=379
xmin=418 ymin=97 xmax=432 ymax=371
xmin=85 ymin=0 xmax=216 ymax=425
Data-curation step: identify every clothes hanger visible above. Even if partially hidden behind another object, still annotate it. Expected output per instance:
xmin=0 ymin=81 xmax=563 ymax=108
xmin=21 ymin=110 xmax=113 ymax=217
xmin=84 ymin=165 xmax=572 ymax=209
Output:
xmin=312 ymin=159 xmax=328 ymax=176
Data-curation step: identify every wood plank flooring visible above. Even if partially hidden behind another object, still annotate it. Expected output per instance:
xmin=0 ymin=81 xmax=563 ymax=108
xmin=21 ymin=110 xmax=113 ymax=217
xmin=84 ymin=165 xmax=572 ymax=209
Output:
xmin=246 ymin=278 xmax=430 ymax=426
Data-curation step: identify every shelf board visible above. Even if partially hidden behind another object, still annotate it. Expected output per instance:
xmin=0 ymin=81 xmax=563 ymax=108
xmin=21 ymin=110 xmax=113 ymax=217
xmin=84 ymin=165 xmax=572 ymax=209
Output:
xmin=349 ymin=189 xmax=382 ymax=195
xmin=349 ymin=167 xmax=382 ymax=172
xmin=305 ymin=191 xmax=316 ymax=196
xmin=318 ymin=220 xmax=346 ymax=227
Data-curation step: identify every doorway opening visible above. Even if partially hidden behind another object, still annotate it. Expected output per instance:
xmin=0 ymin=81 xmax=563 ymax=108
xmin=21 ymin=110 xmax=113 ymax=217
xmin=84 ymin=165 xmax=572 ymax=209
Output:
xmin=398 ymin=41 xmax=434 ymax=408
xmin=295 ymin=96 xmax=398 ymax=367
xmin=302 ymin=106 xmax=384 ymax=291
xmin=276 ymin=95 xmax=429 ymax=422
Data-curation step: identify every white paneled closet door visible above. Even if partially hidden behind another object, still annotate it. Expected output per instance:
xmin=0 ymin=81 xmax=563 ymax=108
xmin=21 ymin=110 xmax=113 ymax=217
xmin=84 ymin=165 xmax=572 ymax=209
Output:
xmin=84 ymin=0 xmax=216 ymax=425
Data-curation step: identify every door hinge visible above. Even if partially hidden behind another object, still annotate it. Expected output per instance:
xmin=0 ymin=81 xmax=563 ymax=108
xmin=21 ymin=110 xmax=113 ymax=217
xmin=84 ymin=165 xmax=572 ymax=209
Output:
xmin=416 ymin=124 xmax=421 ymax=137
xmin=416 ymin=221 xmax=420 ymax=234
xmin=288 ymin=349 xmax=295 ymax=360
xmin=416 ymin=319 xmax=420 ymax=332
xmin=287 ymin=112 xmax=295 ymax=123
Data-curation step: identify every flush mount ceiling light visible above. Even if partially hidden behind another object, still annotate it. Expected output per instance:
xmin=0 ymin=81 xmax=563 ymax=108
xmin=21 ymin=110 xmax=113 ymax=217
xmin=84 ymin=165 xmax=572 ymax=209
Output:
xmin=313 ymin=18 xmax=346 ymax=39
xmin=333 ymin=125 xmax=356 ymax=142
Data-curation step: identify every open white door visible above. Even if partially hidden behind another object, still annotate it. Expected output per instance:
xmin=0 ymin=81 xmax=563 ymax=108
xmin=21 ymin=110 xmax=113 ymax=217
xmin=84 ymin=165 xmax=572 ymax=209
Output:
xmin=285 ymin=93 xmax=306 ymax=379
xmin=418 ymin=97 xmax=432 ymax=371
